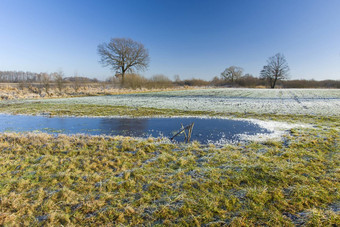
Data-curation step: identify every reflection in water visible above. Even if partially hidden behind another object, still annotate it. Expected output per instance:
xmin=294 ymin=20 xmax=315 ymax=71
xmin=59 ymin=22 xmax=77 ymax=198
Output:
xmin=99 ymin=118 xmax=149 ymax=136
xmin=0 ymin=114 xmax=271 ymax=144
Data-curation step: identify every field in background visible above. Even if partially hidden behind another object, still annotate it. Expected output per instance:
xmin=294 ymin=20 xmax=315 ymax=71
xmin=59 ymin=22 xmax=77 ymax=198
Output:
xmin=40 ymin=88 xmax=340 ymax=117
xmin=0 ymin=88 xmax=339 ymax=226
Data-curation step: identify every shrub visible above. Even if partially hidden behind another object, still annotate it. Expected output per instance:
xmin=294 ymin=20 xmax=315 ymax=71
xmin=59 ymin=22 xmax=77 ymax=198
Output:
xmin=147 ymin=74 xmax=173 ymax=88
xmin=183 ymin=79 xmax=210 ymax=87
xmin=123 ymin=73 xmax=148 ymax=89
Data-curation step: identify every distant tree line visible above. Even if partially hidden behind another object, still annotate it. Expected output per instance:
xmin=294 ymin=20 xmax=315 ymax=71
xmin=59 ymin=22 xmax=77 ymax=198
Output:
xmin=0 ymin=71 xmax=42 ymax=82
xmin=0 ymin=71 xmax=97 ymax=83
xmin=1 ymin=70 xmax=339 ymax=90
xmin=1 ymin=47 xmax=339 ymax=90
xmin=0 ymin=70 xmax=103 ymax=95
xmin=210 ymin=75 xmax=340 ymax=88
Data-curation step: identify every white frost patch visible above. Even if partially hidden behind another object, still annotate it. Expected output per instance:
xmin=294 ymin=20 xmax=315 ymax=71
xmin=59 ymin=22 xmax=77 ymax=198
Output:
xmin=39 ymin=88 xmax=340 ymax=117
xmin=237 ymin=118 xmax=312 ymax=142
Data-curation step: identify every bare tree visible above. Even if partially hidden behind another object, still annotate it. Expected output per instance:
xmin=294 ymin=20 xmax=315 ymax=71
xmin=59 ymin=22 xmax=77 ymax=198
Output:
xmin=72 ymin=73 xmax=82 ymax=93
xmin=40 ymin=73 xmax=51 ymax=94
xmin=221 ymin=66 xmax=243 ymax=83
xmin=53 ymin=70 xmax=64 ymax=93
xmin=174 ymin=74 xmax=181 ymax=83
xmin=97 ymin=38 xmax=149 ymax=85
xmin=260 ymin=53 xmax=289 ymax=88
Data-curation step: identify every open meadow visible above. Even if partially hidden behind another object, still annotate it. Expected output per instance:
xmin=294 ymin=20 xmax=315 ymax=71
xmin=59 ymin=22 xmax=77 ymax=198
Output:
xmin=2 ymin=88 xmax=338 ymax=117
xmin=2 ymin=0 xmax=340 ymax=225
xmin=41 ymin=88 xmax=340 ymax=117
xmin=0 ymin=88 xmax=339 ymax=225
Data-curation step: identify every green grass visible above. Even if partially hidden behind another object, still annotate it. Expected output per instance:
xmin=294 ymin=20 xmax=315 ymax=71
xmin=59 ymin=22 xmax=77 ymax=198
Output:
xmin=0 ymin=118 xmax=339 ymax=225
xmin=1 ymin=102 xmax=339 ymax=125
xmin=0 ymin=101 xmax=339 ymax=225
xmin=0 ymin=102 xmax=211 ymax=118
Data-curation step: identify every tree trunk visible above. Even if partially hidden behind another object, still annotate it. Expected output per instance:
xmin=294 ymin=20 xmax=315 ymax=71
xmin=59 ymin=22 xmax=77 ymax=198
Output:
xmin=121 ymin=73 xmax=125 ymax=87
xmin=271 ymin=77 xmax=278 ymax=88
xmin=121 ymin=67 xmax=125 ymax=87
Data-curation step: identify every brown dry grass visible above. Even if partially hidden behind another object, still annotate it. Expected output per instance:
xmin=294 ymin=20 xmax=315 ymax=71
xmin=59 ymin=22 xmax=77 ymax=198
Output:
xmin=0 ymin=84 xmax=196 ymax=101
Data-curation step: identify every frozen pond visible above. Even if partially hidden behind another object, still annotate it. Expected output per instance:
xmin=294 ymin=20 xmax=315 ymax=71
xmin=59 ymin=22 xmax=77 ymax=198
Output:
xmin=0 ymin=114 xmax=271 ymax=144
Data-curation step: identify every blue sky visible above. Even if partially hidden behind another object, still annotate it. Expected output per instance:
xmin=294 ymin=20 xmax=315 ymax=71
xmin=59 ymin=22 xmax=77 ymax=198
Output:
xmin=1 ymin=0 xmax=339 ymax=80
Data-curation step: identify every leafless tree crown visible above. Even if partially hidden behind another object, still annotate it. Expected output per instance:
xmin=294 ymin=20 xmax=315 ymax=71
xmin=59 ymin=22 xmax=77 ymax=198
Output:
xmin=97 ymin=38 xmax=149 ymax=82
xmin=52 ymin=70 xmax=64 ymax=93
xmin=221 ymin=66 xmax=243 ymax=82
xmin=260 ymin=53 xmax=289 ymax=88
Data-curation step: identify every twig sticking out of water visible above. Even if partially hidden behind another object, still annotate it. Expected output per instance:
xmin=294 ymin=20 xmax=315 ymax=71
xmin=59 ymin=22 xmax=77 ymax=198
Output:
xmin=186 ymin=123 xmax=194 ymax=143
xmin=171 ymin=123 xmax=195 ymax=143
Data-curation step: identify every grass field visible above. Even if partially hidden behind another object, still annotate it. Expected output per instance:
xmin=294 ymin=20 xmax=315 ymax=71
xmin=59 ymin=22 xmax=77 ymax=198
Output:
xmin=37 ymin=88 xmax=340 ymax=116
xmin=0 ymin=88 xmax=339 ymax=225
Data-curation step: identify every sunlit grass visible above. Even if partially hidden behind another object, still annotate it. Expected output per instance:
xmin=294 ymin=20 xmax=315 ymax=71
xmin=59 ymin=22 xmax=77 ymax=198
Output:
xmin=0 ymin=102 xmax=212 ymax=118
xmin=1 ymin=102 xmax=340 ymax=126
xmin=0 ymin=89 xmax=339 ymax=225
xmin=1 ymin=117 xmax=339 ymax=225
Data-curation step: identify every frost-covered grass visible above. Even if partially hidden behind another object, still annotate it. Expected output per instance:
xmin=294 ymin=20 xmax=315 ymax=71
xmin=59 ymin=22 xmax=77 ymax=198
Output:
xmin=0 ymin=121 xmax=339 ymax=226
xmin=36 ymin=88 xmax=340 ymax=116
xmin=1 ymin=88 xmax=339 ymax=225
xmin=137 ymin=88 xmax=340 ymax=98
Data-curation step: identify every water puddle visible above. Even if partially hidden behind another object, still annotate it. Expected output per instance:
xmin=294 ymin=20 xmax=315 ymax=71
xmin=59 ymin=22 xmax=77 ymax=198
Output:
xmin=0 ymin=114 xmax=271 ymax=144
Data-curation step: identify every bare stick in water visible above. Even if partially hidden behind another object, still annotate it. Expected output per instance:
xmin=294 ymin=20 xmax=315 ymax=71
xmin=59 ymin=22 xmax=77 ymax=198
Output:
xmin=171 ymin=122 xmax=195 ymax=143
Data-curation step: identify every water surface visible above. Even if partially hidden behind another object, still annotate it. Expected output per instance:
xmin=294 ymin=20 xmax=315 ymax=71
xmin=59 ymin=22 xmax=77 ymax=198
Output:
xmin=0 ymin=114 xmax=271 ymax=144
